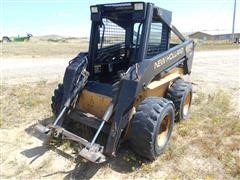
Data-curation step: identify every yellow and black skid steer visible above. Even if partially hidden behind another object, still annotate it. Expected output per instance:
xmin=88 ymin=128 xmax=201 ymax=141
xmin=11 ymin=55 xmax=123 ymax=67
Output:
xmin=37 ymin=1 xmax=194 ymax=163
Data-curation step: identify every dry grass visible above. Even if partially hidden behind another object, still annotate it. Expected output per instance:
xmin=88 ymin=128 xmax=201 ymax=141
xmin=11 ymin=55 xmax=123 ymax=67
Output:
xmin=187 ymin=91 xmax=240 ymax=176
xmin=1 ymin=38 xmax=239 ymax=59
xmin=2 ymin=40 xmax=88 ymax=58
xmin=1 ymin=82 xmax=239 ymax=179
xmin=0 ymin=81 xmax=57 ymax=128
xmin=126 ymin=89 xmax=240 ymax=179
xmin=109 ymin=89 xmax=240 ymax=179
xmin=195 ymin=40 xmax=239 ymax=51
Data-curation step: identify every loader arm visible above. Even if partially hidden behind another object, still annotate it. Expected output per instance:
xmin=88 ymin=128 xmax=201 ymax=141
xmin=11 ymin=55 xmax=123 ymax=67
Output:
xmin=53 ymin=54 xmax=89 ymax=127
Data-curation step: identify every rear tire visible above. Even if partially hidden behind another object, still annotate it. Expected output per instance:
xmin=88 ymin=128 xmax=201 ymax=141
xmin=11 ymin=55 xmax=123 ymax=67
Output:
xmin=129 ymin=97 xmax=175 ymax=160
xmin=51 ymin=84 xmax=64 ymax=116
xmin=166 ymin=79 xmax=192 ymax=121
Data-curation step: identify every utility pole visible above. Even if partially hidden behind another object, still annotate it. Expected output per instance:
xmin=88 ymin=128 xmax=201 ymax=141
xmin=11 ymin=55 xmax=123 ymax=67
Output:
xmin=232 ymin=0 xmax=237 ymax=41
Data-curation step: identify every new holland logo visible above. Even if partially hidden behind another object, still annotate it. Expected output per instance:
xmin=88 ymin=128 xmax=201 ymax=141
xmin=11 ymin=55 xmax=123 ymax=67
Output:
xmin=154 ymin=48 xmax=184 ymax=69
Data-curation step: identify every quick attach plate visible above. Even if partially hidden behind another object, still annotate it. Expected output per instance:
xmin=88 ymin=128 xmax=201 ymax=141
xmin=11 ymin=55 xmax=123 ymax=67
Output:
xmin=36 ymin=123 xmax=106 ymax=163
xmin=79 ymin=144 xmax=106 ymax=163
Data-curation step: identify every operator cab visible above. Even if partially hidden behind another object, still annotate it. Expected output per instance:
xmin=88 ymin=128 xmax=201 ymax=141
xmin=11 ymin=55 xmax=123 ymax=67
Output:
xmin=86 ymin=2 xmax=183 ymax=96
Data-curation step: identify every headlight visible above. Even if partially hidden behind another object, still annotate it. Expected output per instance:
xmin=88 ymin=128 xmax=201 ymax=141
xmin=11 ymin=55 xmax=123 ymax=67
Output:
xmin=134 ymin=3 xmax=144 ymax=11
xmin=91 ymin=6 xmax=98 ymax=13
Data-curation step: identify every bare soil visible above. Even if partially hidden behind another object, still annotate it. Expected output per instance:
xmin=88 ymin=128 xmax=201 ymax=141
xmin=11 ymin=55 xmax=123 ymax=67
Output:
xmin=0 ymin=49 xmax=240 ymax=179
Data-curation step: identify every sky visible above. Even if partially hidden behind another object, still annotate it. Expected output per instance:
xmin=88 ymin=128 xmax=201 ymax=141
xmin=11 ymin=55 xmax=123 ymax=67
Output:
xmin=0 ymin=0 xmax=239 ymax=37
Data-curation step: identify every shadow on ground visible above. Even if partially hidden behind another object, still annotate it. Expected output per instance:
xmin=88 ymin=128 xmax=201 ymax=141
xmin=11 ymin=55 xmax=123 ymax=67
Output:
xmin=22 ymin=117 xmax=144 ymax=179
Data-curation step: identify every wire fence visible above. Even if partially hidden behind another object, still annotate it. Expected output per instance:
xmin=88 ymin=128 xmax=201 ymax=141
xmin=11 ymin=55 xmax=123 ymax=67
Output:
xmin=99 ymin=18 xmax=126 ymax=49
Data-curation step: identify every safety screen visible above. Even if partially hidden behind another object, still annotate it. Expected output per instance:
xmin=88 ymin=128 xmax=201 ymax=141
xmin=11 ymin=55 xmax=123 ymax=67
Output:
xmin=98 ymin=18 xmax=126 ymax=49
xmin=146 ymin=22 xmax=168 ymax=58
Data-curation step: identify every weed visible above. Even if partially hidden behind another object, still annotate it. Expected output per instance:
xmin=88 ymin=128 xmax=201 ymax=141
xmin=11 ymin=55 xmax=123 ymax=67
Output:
xmin=176 ymin=123 xmax=190 ymax=137
xmin=62 ymin=140 xmax=71 ymax=151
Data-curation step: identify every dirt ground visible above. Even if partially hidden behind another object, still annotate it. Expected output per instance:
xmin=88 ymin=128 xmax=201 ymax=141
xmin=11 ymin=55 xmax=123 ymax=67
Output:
xmin=0 ymin=49 xmax=240 ymax=179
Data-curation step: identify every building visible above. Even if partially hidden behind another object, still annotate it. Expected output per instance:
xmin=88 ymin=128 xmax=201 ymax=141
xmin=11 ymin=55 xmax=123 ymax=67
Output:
xmin=189 ymin=31 xmax=240 ymax=41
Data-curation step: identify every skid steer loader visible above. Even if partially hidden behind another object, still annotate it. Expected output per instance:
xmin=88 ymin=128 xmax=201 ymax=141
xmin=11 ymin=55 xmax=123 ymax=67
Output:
xmin=37 ymin=2 xmax=194 ymax=163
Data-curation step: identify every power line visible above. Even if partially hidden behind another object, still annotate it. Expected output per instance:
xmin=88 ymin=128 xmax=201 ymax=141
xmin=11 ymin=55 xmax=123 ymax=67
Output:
xmin=232 ymin=0 xmax=237 ymax=40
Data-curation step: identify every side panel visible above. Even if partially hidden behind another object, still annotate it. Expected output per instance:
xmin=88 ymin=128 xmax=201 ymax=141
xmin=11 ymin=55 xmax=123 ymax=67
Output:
xmin=136 ymin=39 xmax=193 ymax=94
xmin=133 ymin=82 xmax=169 ymax=108
xmin=134 ymin=67 xmax=183 ymax=107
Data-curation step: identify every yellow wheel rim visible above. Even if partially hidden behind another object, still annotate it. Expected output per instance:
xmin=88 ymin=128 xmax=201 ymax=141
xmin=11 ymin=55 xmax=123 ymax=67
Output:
xmin=183 ymin=93 xmax=191 ymax=116
xmin=157 ymin=114 xmax=171 ymax=147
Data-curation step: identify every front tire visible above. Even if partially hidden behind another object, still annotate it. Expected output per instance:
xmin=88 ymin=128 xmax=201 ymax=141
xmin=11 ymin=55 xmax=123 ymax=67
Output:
xmin=129 ymin=97 xmax=175 ymax=160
